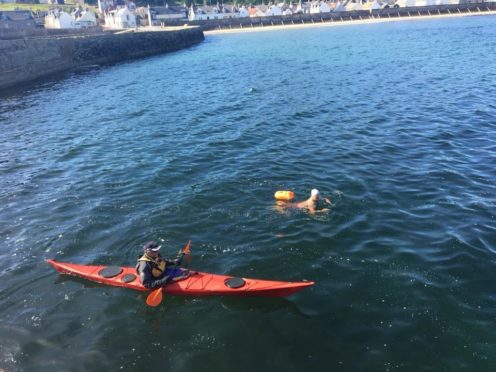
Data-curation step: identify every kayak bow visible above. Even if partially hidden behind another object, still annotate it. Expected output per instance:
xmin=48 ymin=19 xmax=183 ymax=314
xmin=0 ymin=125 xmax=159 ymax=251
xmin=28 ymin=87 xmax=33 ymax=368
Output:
xmin=47 ymin=259 xmax=314 ymax=297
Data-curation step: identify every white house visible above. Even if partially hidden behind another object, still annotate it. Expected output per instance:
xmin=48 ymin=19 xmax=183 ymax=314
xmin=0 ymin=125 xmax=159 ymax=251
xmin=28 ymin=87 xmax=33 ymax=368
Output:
xmin=359 ymin=0 xmax=373 ymax=9
xmin=370 ymin=0 xmax=382 ymax=9
xmin=73 ymin=9 xmax=97 ymax=28
xmin=145 ymin=4 xmax=187 ymax=26
xmin=293 ymin=1 xmax=303 ymax=13
xmin=333 ymin=1 xmax=346 ymax=11
xmin=345 ymin=0 xmax=364 ymax=11
xmin=396 ymin=0 xmax=415 ymax=6
xmin=45 ymin=10 xmax=75 ymax=29
xmin=265 ymin=4 xmax=282 ymax=16
xmin=220 ymin=5 xmax=239 ymax=18
xmin=189 ymin=5 xmax=229 ymax=21
xmin=238 ymin=5 xmax=250 ymax=17
xmin=105 ymin=7 xmax=136 ymax=29
xmin=310 ymin=1 xmax=331 ymax=13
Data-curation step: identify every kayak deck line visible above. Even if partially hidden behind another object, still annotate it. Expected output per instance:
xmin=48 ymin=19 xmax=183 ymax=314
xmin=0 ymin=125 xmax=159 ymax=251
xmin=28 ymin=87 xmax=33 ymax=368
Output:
xmin=46 ymin=259 xmax=314 ymax=297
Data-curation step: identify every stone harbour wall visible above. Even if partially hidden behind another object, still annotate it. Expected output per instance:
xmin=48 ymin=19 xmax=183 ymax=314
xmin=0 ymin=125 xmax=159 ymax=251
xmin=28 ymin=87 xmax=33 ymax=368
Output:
xmin=0 ymin=27 xmax=204 ymax=91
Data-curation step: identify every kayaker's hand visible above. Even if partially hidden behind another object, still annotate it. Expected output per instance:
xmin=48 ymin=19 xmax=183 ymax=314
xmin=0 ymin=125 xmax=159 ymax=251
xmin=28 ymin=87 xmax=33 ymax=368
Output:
xmin=171 ymin=270 xmax=191 ymax=282
xmin=152 ymin=275 xmax=170 ymax=288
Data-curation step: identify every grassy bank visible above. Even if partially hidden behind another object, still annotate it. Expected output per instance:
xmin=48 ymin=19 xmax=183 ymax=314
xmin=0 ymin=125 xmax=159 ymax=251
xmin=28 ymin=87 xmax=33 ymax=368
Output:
xmin=0 ymin=2 xmax=97 ymax=12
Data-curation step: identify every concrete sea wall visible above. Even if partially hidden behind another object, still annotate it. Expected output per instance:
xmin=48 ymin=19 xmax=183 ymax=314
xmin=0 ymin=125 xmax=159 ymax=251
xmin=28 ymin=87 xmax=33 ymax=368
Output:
xmin=0 ymin=27 xmax=204 ymax=91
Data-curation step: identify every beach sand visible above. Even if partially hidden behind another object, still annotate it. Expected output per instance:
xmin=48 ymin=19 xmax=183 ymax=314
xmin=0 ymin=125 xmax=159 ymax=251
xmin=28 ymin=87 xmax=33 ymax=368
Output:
xmin=204 ymin=10 xmax=496 ymax=35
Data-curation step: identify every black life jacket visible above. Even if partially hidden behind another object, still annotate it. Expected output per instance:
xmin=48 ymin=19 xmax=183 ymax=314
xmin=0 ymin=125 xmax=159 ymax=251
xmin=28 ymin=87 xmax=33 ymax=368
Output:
xmin=136 ymin=254 xmax=167 ymax=278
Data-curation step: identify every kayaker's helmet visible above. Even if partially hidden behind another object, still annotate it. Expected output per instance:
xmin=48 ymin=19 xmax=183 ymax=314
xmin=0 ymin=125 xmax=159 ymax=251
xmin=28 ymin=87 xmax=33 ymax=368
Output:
xmin=143 ymin=241 xmax=161 ymax=252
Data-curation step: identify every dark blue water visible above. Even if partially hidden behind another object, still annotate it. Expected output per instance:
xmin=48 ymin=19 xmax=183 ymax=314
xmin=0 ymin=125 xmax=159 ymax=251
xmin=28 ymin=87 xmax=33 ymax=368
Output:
xmin=1 ymin=15 xmax=496 ymax=371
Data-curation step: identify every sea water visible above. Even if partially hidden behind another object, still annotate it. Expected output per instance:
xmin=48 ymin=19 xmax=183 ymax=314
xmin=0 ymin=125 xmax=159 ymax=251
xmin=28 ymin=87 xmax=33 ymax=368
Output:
xmin=1 ymin=15 xmax=496 ymax=371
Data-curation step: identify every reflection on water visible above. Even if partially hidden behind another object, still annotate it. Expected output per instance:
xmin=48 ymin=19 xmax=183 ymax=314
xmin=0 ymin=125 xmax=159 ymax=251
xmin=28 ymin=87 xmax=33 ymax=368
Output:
xmin=220 ymin=296 xmax=312 ymax=318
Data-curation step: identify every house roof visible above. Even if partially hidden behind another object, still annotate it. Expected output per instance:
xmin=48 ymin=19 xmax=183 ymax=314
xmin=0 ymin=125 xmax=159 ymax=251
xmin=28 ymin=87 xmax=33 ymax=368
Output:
xmin=248 ymin=6 xmax=266 ymax=15
xmin=113 ymin=7 xmax=132 ymax=17
xmin=151 ymin=5 xmax=186 ymax=15
xmin=221 ymin=4 xmax=239 ymax=12
xmin=194 ymin=4 xmax=237 ymax=14
xmin=77 ymin=10 xmax=96 ymax=21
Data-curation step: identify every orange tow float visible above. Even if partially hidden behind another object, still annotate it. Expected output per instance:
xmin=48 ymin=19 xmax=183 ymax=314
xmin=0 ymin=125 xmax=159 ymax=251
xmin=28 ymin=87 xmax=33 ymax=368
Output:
xmin=274 ymin=190 xmax=295 ymax=201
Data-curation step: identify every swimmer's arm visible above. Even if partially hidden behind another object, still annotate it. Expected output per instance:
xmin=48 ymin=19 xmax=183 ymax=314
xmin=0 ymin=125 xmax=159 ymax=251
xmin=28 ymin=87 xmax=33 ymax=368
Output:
xmin=296 ymin=201 xmax=307 ymax=209
xmin=324 ymin=198 xmax=332 ymax=205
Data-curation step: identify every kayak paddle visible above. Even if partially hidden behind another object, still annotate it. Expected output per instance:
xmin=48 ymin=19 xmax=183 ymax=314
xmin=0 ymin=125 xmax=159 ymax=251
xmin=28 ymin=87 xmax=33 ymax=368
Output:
xmin=145 ymin=241 xmax=191 ymax=307
xmin=146 ymin=287 xmax=163 ymax=307
xmin=181 ymin=240 xmax=191 ymax=259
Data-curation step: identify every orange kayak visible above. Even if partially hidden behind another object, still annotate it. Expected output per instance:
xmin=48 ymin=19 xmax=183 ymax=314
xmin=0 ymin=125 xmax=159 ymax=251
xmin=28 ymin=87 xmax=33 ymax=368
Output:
xmin=47 ymin=259 xmax=314 ymax=297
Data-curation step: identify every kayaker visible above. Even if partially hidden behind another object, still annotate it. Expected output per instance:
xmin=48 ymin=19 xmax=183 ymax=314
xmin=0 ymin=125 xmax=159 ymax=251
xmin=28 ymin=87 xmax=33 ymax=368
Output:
xmin=281 ymin=189 xmax=331 ymax=213
xmin=136 ymin=241 xmax=190 ymax=289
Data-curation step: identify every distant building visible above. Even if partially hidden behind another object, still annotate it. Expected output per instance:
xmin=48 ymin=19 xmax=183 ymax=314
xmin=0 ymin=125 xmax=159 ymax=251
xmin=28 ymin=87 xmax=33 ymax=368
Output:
xmin=189 ymin=4 xmax=235 ymax=21
xmin=238 ymin=5 xmax=250 ymax=17
xmin=145 ymin=4 xmax=187 ymax=25
xmin=45 ymin=10 xmax=75 ymax=28
xmin=345 ymin=0 xmax=364 ymax=11
xmin=370 ymin=0 xmax=383 ymax=9
xmin=104 ymin=7 xmax=136 ymax=28
xmin=73 ymin=9 xmax=97 ymax=28
xmin=248 ymin=6 xmax=265 ymax=17
xmin=0 ymin=10 xmax=37 ymax=29
xmin=294 ymin=0 xmax=310 ymax=14
xmin=265 ymin=4 xmax=282 ymax=16
xmin=44 ymin=8 xmax=97 ymax=28
xmin=333 ymin=1 xmax=346 ymax=11
xmin=310 ymin=1 xmax=331 ymax=13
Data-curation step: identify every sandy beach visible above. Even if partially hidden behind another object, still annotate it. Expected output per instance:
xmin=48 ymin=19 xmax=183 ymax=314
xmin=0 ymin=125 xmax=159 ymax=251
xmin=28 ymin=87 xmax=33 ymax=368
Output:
xmin=205 ymin=10 xmax=496 ymax=35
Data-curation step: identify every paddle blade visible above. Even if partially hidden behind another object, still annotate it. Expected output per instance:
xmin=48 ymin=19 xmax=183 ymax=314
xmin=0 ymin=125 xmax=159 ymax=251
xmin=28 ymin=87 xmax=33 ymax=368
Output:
xmin=146 ymin=287 xmax=163 ymax=307
xmin=183 ymin=240 xmax=191 ymax=255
